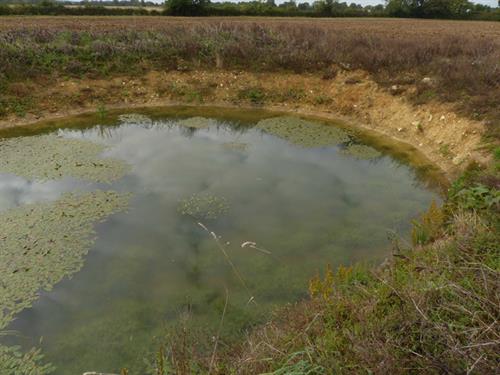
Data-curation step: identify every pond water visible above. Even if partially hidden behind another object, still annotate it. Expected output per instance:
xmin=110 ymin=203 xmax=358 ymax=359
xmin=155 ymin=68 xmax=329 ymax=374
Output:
xmin=0 ymin=110 xmax=441 ymax=374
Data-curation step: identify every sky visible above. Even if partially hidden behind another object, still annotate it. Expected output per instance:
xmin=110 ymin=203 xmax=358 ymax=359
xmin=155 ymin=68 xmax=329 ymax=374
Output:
xmin=352 ymin=0 xmax=497 ymax=5
xmin=204 ymin=0 xmax=499 ymax=5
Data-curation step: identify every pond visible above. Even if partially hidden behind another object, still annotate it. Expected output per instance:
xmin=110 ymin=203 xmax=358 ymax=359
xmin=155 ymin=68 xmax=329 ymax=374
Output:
xmin=0 ymin=108 xmax=443 ymax=374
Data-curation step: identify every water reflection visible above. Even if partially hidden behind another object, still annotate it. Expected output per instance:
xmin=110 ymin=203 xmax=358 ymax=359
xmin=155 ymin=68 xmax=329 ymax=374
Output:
xmin=1 ymin=117 xmax=440 ymax=374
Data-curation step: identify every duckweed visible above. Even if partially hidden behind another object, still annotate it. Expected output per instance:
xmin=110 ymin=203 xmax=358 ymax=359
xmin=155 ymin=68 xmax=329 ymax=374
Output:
xmin=0 ymin=190 xmax=130 ymax=331
xmin=341 ymin=144 xmax=382 ymax=160
xmin=0 ymin=135 xmax=130 ymax=183
xmin=178 ymin=193 xmax=229 ymax=220
xmin=256 ymin=116 xmax=350 ymax=148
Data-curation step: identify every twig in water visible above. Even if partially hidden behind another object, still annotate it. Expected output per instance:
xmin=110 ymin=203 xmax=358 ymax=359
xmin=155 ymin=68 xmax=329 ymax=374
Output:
xmin=198 ymin=222 xmax=256 ymax=305
xmin=241 ymin=241 xmax=272 ymax=255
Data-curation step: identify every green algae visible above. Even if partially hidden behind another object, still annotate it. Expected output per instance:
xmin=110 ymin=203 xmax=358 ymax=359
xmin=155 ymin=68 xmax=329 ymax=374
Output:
xmin=0 ymin=191 xmax=130 ymax=331
xmin=341 ymin=144 xmax=382 ymax=160
xmin=0 ymin=135 xmax=130 ymax=183
xmin=176 ymin=117 xmax=213 ymax=129
xmin=178 ymin=193 xmax=229 ymax=220
xmin=256 ymin=116 xmax=351 ymax=148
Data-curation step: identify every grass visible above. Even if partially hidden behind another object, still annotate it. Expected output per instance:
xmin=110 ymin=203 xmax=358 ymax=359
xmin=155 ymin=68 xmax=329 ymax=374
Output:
xmin=0 ymin=17 xmax=499 ymax=137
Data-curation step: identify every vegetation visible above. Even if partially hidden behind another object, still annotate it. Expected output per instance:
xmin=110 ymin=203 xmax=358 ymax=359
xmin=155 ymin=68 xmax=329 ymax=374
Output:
xmin=256 ymin=116 xmax=350 ymax=148
xmin=0 ymin=191 xmax=130 ymax=372
xmin=0 ymin=0 xmax=498 ymax=19
xmin=0 ymin=134 xmax=130 ymax=182
xmin=0 ymin=17 xmax=498 ymax=138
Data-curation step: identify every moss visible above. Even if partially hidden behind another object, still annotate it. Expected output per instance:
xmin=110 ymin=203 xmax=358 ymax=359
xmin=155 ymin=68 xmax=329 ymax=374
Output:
xmin=0 ymin=134 xmax=130 ymax=183
xmin=256 ymin=116 xmax=350 ymax=148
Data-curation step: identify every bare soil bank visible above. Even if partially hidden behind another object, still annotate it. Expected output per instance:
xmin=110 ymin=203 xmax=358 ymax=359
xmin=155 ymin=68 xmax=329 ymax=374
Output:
xmin=0 ymin=70 xmax=489 ymax=178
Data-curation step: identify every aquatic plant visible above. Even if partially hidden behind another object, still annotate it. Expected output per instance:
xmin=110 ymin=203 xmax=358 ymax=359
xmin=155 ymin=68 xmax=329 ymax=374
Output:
xmin=256 ymin=116 xmax=350 ymax=148
xmin=0 ymin=346 xmax=55 ymax=375
xmin=118 ymin=113 xmax=153 ymax=126
xmin=341 ymin=144 xmax=381 ymax=160
xmin=176 ymin=117 xmax=213 ymax=129
xmin=178 ymin=193 xmax=229 ymax=220
xmin=0 ymin=134 xmax=130 ymax=183
xmin=0 ymin=190 xmax=130 ymax=331
xmin=222 ymin=142 xmax=248 ymax=151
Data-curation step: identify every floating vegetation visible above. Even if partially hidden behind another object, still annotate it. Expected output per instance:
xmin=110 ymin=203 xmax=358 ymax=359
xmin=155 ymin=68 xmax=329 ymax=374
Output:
xmin=256 ymin=116 xmax=350 ymax=148
xmin=0 ymin=190 xmax=130 ymax=331
xmin=176 ymin=117 xmax=213 ymax=129
xmin=222 ymin=142 xmax=249 ymax=151
xmin=341 ymin=144 xmax=382 ymax=160
xmin=118 ymin=113 xmax=153 ymax=126
xmin=178 ymin=193 xmax=229 ymax=220
xmin=0 ymin=134 xmax=130 ymax=183
xmin=0 ymin=346 xmax=54 ymax=375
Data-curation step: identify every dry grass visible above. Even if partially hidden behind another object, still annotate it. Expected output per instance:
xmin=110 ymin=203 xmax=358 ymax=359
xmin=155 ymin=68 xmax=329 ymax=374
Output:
xmin=0 ymin=17 xmax=499 ymax=135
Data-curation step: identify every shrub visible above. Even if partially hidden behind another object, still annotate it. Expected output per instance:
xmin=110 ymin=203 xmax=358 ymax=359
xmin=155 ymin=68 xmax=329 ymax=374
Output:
xmin=411 ymin=200 xmax=445 ymax=245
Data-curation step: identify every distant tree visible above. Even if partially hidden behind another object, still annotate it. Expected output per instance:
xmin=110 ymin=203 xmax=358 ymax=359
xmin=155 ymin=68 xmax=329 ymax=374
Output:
xmin=385 ymin=0 xmax=412 ymax=17
xmin=386 ymin=0 xmax=473 ymax=18
xmin=297 ymin=1 xmax=310 ymax=10
xmin=314 ymin=0 xmax=336 ymax=15
xmin=164 ymin=0 xmax=209 ymax=15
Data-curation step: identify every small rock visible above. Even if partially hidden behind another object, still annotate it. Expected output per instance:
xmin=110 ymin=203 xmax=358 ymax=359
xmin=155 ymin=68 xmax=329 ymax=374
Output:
xmin=440 ymin=115 xmax=446 ymax=121
xmin=421 ymin=77 xmax=433 ymax=85
xmin=397 ymin=127 xmax=404 ymax=132
xmin=390 ymin=85 xmax=405 ymax=95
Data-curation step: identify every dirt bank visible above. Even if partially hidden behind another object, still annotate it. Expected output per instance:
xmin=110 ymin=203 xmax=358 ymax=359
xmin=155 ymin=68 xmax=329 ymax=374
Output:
xmin=0 ymin=70 xmax=489 ymax=178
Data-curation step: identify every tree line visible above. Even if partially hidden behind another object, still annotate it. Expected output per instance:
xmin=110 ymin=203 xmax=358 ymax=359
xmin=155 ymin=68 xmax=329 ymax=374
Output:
xmin=0 ymin=0 xmax=498 ymax=20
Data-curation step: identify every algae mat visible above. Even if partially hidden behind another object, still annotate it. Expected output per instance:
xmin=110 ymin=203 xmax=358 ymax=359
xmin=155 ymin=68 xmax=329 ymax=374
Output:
xmin=0 ymin=191 xmax=130 ymax=330
xmin=256 ymin=116 xmax=351 ymax=148
xmin=0 ymin=134 xmax=129 ymax=183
